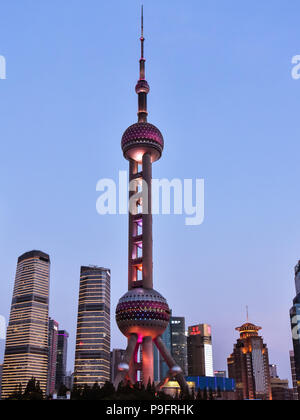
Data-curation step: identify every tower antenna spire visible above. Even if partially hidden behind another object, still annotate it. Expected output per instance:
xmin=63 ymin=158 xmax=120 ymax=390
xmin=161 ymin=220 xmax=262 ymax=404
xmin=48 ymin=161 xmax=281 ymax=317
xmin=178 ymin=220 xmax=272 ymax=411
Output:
xmin=246 ymin=305 xmax=249 ymax=322
xmin=135 ymin=4 xmax=149 ymax=122
xmin=140 ymin=5 xmax=145 ymax=62
xmin=141 ymin=4 xmax=144 ymax=39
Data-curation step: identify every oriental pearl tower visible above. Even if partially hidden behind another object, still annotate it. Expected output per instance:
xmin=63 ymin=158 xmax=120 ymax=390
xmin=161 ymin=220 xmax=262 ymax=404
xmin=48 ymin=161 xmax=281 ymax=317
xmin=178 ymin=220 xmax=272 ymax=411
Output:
xmin=114 ymin=8 xmax=188 ymax=393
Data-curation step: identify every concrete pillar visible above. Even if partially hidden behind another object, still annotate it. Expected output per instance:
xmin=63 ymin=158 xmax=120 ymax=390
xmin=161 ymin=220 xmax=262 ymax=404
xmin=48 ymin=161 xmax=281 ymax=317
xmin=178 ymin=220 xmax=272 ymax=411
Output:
xmin=142 ymin=336 xmax=154 ymax=386
xmin=128 ymin=159 xmax=138 ymax=289
xmin=155 ymin=336 xmax=189 ymax=395
xmin=113 ymin=334 xmax=138 ymax=390
xmin=142 ymin=153 xmax=153 ymax=289
xmin=129 ymin=340 xmax=140 ymax=384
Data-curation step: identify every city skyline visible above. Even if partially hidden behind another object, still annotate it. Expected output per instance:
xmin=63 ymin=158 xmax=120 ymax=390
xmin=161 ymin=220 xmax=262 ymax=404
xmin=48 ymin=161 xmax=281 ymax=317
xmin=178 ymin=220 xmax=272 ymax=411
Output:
xmin=0 ymin=0 xmax=300 ymax=385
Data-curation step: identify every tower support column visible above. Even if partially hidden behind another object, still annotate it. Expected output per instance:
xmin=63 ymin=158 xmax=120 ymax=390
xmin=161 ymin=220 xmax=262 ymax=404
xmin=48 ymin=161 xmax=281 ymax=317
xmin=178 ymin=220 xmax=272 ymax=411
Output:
xmin=142 ymin=153 xmax=153 ymax=289
xmin=113 ymin=334 xmax=138 ymax=390
xmin=142 ymin=336 xmax=154 ymax=385
xmin=129 ymin=159 xmax=138 ymax=289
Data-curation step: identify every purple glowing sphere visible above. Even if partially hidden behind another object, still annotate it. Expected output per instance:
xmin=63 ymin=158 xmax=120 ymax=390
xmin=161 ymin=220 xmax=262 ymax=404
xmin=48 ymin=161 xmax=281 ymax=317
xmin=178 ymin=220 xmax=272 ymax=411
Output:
xmin=116 ymin=288 xmax=170 ymax=339
xmin=121 ymin=122 xmax=164 ymax=162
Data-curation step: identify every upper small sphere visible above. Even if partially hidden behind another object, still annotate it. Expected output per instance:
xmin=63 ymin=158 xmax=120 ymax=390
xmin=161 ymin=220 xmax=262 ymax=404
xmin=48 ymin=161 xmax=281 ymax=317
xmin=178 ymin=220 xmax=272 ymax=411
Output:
xmin=121 ymin=122 xmax=164 ymax=163
xmin=135 ymin=79 xmax=150 ymax=94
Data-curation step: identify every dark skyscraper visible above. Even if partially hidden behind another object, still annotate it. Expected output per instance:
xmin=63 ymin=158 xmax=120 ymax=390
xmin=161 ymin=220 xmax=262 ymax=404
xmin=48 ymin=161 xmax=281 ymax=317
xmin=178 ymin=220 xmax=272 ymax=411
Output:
xmin=55 ymin=330 xmax=69 ymax=389
xmin=74 ymin=266 xmax=110 ymax=387
xmin=170 ymin=317 xmax=187 ymax=376
xmin=110 ymin=349 xmax=126 ymax=383
xmin=113 ymin=9 xmax=188 ymax=393
xmin=187 ymin=324 xmax=214 ymax=377
xmin=0 ymin=364 xmax=3 ymax=398
xmin=1 ymin=251 xmax=50 ymax=399
xmin=47 ymin=318 xmax=59 ymax=396
xmin=290 ymin=260 xmax=300 ymax=399
xmin=290 ymin=351 xmax=299 ymax=400
xmin=227 ymin=322 xmax=272 ymax=400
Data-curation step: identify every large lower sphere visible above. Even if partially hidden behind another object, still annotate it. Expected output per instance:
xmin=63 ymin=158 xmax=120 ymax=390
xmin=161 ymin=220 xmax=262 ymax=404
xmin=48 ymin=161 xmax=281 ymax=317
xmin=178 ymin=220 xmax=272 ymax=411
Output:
xmin=116 ymin=288 xmax=170 ymax=340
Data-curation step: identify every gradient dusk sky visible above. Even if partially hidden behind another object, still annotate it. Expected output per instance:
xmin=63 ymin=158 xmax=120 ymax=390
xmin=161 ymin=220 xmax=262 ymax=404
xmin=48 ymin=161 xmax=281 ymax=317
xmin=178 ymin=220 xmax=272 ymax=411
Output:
xmin=0 ymin=0 xmax=300 ymax=383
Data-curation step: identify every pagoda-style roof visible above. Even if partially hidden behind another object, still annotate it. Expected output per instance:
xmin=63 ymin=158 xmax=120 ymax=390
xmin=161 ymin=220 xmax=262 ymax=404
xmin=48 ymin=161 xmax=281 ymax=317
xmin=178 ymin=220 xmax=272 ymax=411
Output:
xmin=236 ymin=322 xmax=262 ymax=338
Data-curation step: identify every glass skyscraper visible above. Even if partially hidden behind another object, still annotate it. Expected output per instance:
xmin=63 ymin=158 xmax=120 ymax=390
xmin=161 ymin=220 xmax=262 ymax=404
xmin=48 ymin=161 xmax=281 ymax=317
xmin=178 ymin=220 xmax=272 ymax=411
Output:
xmin=170 ymin=317 xmax=188 ymax=376
xmin=1 ymin=251 xmax=50 ymax=399
xmin=290 ymin=260 xmax=300 ymax=399
xmin=47 ymin=318 xmax=59 ymax=396
xmin=74 ymin=266 xmax=110 ymax=387
xmin=55 ymin=330 xmax=69 ymax=390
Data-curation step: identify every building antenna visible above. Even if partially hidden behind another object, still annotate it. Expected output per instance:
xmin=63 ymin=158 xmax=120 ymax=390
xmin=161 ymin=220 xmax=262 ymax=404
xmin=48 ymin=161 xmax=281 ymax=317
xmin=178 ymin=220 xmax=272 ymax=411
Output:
xmin=141 ymin=5 xmax=144 ymax=38
xmin=246 ymin=305 xmax=249 ymax=322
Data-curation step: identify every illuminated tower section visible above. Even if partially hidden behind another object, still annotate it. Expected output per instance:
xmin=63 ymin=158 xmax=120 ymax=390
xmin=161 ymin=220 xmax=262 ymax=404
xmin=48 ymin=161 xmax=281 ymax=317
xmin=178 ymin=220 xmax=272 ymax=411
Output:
xmin=114 ymin=9 xmax=188 ymax=393
xmin=1 ymin=251 xmax=50 ymax=399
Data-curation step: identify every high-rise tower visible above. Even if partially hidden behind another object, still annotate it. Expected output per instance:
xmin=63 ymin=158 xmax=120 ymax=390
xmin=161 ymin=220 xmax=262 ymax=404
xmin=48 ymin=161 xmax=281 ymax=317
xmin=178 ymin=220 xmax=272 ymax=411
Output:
xmin=187 ymin=324 xmax=214 ymax=377
xmin=55 ymin=330 xmax=69 ymax=389
xmin=47 ymin=318 xmax=59 ymax=396
xmin=74 ymin=266 xmax=110 ymax=387
xmin=1 ymin=251 xmax=50 ymax=399
xmin=227 ymin=322 xmax=272 ymax=400
xmin=171 ymin=317 xmax=188 ymax=376
xmin=114 ymin=9 xmax=188 ymax=393
xmin=290 ymin=260 xmax=300 ymax=399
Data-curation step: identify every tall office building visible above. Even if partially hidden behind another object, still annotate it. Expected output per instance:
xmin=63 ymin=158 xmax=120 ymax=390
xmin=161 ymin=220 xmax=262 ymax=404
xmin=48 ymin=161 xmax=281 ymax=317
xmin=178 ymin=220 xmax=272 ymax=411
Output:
xmin=227 ymin=322 xmax=272 ymax=400
xmin=1 ymin=251 xmax=50 ymax=399
xmin=170 ymin=317 xmax=188 ymax=376
xmin=110 ymin=349 xmax=126 ymax=383
xmin=290 ymin=351 xmax=299 ymax=400
xmin=55 ymin=330 xmax=69 ymax=389
xmin=47 ymin=318 xmax=59 ymax=395
xmin=74 ymin=266 xmax=110 ymax=387
xmin=187 ymin=324 xmax=214 ymax=377
xmin=290 ymin=260 xmax=300 ymax=399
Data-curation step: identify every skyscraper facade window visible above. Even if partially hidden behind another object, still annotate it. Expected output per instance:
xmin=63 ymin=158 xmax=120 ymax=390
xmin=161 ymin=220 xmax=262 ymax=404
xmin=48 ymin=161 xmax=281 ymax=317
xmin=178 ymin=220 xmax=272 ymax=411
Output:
xmin=1 ymin=251 xmax=50 ymax=399
xmin=47 ymin=318 xmax=59 ymax=396
xmin=74 ymin=266 xmax=110 ymax=387
xmin=187 ymin=324 xmax=214 ymax=377
xmin=55 ymin=330 xmax=69 ymax=390
xmin=227 ymin=322 xmax=272 ymax=400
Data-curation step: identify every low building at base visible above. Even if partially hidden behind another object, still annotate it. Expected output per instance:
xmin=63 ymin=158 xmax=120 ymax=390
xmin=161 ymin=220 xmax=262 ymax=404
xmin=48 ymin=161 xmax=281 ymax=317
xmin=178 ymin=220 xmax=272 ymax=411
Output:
xmin=162 ymin=376 xmax=236 ymax=400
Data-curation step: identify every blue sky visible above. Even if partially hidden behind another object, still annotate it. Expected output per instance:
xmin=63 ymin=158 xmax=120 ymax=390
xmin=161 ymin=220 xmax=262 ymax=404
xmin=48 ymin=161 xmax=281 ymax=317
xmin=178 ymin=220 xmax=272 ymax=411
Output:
xmin=0 ymin=0 xmax=300 ymax=382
